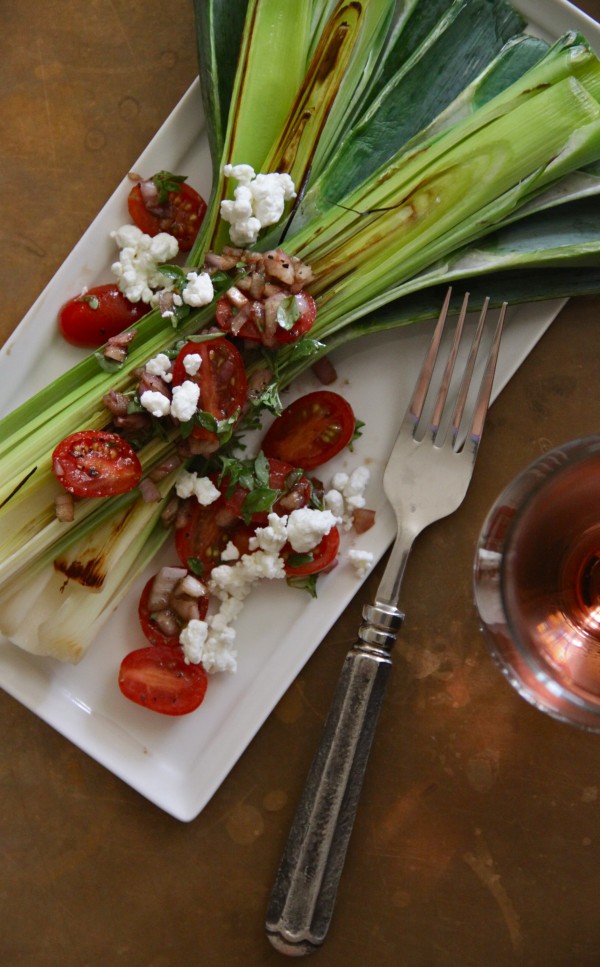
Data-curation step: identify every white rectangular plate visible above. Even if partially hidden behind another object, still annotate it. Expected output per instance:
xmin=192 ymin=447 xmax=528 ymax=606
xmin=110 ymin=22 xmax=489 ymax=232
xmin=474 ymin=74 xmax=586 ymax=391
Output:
xmin=0 ymin=0 xmax=597 ymax=821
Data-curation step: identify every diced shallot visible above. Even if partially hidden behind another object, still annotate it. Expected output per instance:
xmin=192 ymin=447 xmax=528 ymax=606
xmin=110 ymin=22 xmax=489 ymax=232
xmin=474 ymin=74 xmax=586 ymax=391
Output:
xmin=151 ymin=609 xmax=180 ymax=638
xmin=157 ymin=290 xmax=175 ymax=316
xmin=149 ymin=453 xmax=181 ymax=482
xmin=353 ymin=508 xmax=376 ymax=534
xmin=103 ymin=345 xmax=128 ymax=363
xmin=169 ymin=596 xmax=201 ymax=624
xmin=312 ymin=356 xmax=338 ymax=385
xmin=264 ymin=292 xmax=287 ymax=343
xmin=278 ymin=486 xmax=308 ymax=513
xmin=225 ymin=285 xmax=249 ymax=308
xmin=109 ymin=330 xmax=137 ymax=348
xmin=139 ymin=477 xmax=161 ymax=503
xmin=176 ymin=574 xmax=206 ymax=598
xmin=246 ymin=366 xmax=273 ymax=400
xmin=103 ymin=389 xmax=131 ymax=416
xmin=161 ymin=496 xmax=180 ymax=526
xmin=264 ymin=249 xmax=295 ymax=286
xmin=148 ymin=566 xmax=188 ymax=611
xmin=103 ymin=329 xmax=137 ymax=364
xmin=137 ymin=371 xmax=171 ymax=398
xmin=55 ymin=493 xmax=74 ymax=522
xmin=138 ymin=179 xmax=161 ymax=211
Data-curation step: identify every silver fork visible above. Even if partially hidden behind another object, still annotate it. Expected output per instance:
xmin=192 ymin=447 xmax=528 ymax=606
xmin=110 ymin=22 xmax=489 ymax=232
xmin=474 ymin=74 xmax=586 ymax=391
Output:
xmin=265 ymin=289 xmax=507 ymax=957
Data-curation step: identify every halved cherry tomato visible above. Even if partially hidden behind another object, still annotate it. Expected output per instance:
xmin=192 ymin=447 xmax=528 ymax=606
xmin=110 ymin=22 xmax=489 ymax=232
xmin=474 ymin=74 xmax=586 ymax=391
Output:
xmin=282 ymin=526 xmax=340 ymax=576
xmin=221 ymin=456 xmax=312 ymax=525
xmin=138 ymin=574 xmax=209 ymax=648
xmin=216 ymin=290 xmax=316 ymax=346
xmin=262 ymin=391 xmax=355 ymax=471
xmin=175 ymin=497 xmax=254 ymax=576
xmin=52 ymin=430 xmax=142 ymax=498
xmin=58 ymin=283 xmax=150 ymax=348
xmin=171 ymin=338 xmax=247 ymax=444
xmin=127 ymin=179 xmax=206 ymax=251
xmin=118 ymin=645 xmax=208 ymax=716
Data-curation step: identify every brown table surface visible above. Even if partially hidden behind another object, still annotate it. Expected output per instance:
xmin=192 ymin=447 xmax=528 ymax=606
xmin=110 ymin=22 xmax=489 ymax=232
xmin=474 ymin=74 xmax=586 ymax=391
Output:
xmin=2 ymin=2 xmax=600 ymax=965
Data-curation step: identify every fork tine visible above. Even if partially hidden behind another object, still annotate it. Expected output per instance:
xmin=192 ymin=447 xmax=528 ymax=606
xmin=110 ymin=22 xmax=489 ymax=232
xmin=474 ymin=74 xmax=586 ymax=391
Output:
xmin=266 ymin=290 xmax=508 ymax=955
xmin=406 ymin=286 xmax=452 ymax=426
xmin=467 ymin=300 xmax=507 ymax=444
xmin=449 ymin=295 xmax=490 ymax=444
xmin=430 ymin=290 xmax=470 ymax=435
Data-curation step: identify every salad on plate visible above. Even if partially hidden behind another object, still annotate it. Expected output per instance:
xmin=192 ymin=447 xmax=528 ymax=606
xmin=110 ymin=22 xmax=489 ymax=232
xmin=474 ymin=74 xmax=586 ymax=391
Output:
xmin=3 ymin=0 xmax=600 ymax=810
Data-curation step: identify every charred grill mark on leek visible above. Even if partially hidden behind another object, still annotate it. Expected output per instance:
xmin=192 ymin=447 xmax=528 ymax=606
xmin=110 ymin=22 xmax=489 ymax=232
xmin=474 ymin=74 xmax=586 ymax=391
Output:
xmin=262 ymin=7 xmax=360 ymax=190
xmin=8 ymin=3 xmax=600 ymax=662
xmin=0 ymin=466 xmax=37 ymax=509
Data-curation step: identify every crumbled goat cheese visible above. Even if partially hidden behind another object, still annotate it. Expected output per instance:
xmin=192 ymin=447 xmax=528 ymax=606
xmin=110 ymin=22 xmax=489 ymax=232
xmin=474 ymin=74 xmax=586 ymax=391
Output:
xmin=145 ymin=353 xmax=173 ymax=383
xmin=248 ymin=513 xmax=289 ymax=554
xmin=180 ymin=615 xmax=239 ymax=674
xmin=183 ymin=507 xmax=334 ymax=673
xmin=181 ymin=537 xmax=289 ymax=672
xmin=323 ymin=488 xmax=345 ymax=520
xmin=175 ymin=470 xmax=221 ymax=506
xmin=285 ymin=507 xmax=337 ymax=554
xmin=170 ymin=380 xmax=200 ymax=422
xmin=326 ymin=466 xmax=371 ymax=531
xmin=348 ymin=548 xmax=374 ymax=579
xmin=182 ymin=271 xmax=214 ymax=307
xmin=220 ymin=541 xmax=240 ymax=562
xmin=111 ymin=224 xmax=145 ymax=249
xmin=110 ymin=224 xmax=179 ymax=304
xmin=179 ymin=619 xmax=208 ymax=664
xmin=331 ymin=471 xmax=349 ymax=491
xmin=179 ymin=488 xmax=372 ymax=674
xmin=139 ymin=390 xmax=171 ymax=419
xmin=183 ymin=352 xmax=202 ymax=376
xmin=220 ymin=164 xmax=296 ymax=246
xmin=343 ymin=466 xmax=370 ymax=510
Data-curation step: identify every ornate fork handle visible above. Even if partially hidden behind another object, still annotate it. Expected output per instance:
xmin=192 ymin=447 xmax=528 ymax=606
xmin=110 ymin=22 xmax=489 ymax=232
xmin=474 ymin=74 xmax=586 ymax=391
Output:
xmin=266 ymin=292 xmax=505 ymax=956
xmin=265 ymin=601 xmax=404 ymax=957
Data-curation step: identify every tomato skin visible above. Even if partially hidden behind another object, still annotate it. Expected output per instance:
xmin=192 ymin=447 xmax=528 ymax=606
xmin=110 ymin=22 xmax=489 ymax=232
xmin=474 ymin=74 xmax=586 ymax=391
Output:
xmin=283 ymin=526 xmax=340 ymax=576
xmin=221 ymin=456 xmax=312 ymax=525
xmin=275 ymin=292 xmax=317 ymax=345
xmin=216 ymin=291 xmax=316 ymax=346
xmin=262 ymin=391 xmax=355 ymax=471
xmin=52 ymin=430 xmax=143 ymax=498
xmin=58 ymin=284 xmax=150 ymax=348
xmin=171 ymin=339 xmax=247 ymax=444
xmin=118 ymin=645 xmax=208 ymax=716
xmin=175 ymin=497 xmax=253 ymax=576
xmin=127 ymin=181 xmax=206 ymax=251
xmin=138 ymin=575 xmax=209 ymax=648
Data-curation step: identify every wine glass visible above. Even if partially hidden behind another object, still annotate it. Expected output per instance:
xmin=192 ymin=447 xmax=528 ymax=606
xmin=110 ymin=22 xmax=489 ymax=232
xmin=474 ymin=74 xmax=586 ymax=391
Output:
xmin=473 ymin=434 xmax=600 ymax=731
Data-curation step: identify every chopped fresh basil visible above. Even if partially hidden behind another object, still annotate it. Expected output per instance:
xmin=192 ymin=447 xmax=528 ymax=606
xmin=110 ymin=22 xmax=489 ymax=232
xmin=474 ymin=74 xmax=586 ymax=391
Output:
xmin=254 ymin=450 xmax=271 ymax=487
xmin=94 ymin=351 xmax=122 ymax=373
xmin=285 ymin=551 xmax=314 ymax=568
xmin=349 ymin=418 xmax=365 ymax=449
xmin=158 ymin=264 xmax=187 ymax=287
xmin=255 ymin=381 xmax=283 ymax=415
xmin=152 ymin=170 xmax=187 ymax=204
xmin=126 ymin=397 xmax=144 ymax=415
xmin=195 ymin=411 xmax=219 ymax=433
xmin=241 ymin=486 xmax=280 ymax=521
xmin=276 ymin=295 xmax=301 ymax=331
xmin=78 ymin=294 xmax=99 ymax=310
xmin=286 ymin=337 xmax=325 ymax=361
xmin=286 ymin=574 xmax=319 ymax=597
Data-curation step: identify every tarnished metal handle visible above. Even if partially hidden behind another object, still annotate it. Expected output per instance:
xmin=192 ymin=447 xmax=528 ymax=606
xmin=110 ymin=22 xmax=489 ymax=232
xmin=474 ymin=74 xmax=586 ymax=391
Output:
xmin=265 ymin=604 xmax=403 ymax=956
